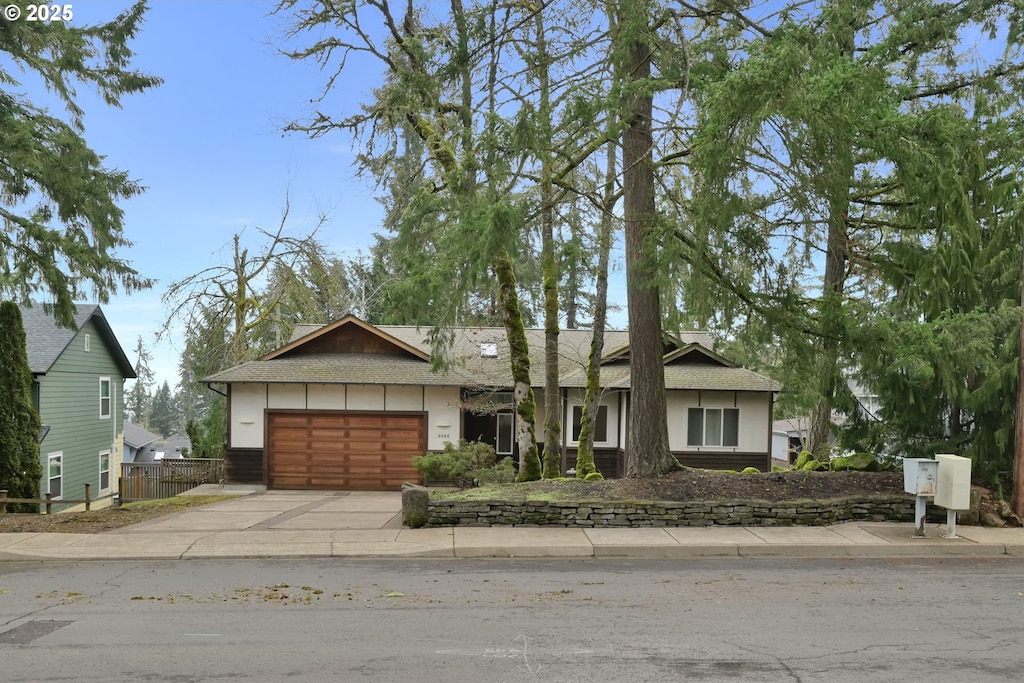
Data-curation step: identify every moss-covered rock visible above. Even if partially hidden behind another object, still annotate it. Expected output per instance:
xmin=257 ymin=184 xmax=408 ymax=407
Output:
xmin=800 ymin=459 xmax=826 ymax=472
xmin=583 ymin=472 xmax=605 ymax=482
xmin=402 ymin=484 xmax=429 ymax=528
xmin=831 ymin=452 xmax=879 ymax=472
xmin=793 ymin=451 xmax=815 ymax=469
xmin=771 ymin=465 xmax=790 ymax=472
xmin=741 ymin=467 xmax=761 ymax=474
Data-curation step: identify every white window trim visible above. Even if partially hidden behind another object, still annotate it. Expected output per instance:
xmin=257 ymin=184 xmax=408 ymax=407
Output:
xmin=568 ymin=403 xmax=611 ymax=447
xmin=48 ymin=452 xmax=63 ymax=500
xmin=99 ymin=449 xmax=111 ymax=493
xmin=99 ymin=377 xmax=111 ymax=419
xmin=687 ymin=407 xmax=740 ymax=449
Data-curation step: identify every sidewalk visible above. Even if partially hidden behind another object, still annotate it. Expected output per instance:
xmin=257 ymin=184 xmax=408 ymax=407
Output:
xmin=2 ymin=489 xmax=1022 ymax=562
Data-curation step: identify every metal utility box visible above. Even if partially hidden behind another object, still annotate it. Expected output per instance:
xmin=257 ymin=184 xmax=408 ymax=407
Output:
xmin=935 ymin=454 xmax=972 ymax=510
xmin=903 ymin=458 xmax=938 ymax=496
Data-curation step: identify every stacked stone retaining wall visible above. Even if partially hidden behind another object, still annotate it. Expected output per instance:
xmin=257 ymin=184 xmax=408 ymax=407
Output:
xmin=405 ymin=490 xmax=920 ymax=528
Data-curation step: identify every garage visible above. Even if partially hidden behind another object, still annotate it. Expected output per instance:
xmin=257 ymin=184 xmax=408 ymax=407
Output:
xmin=267 ymin=412 xmax=425 ymax=490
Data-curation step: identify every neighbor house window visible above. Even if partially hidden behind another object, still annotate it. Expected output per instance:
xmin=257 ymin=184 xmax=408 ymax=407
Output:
xmin=84 ymin=333 xmax=91 ymax=351
xmin=99 ymin=377 xmax=111 ymax=418
xmin=571 ymin=405 xmax=608 ymax=443
xmin=48 ymin=452 xmax=63 ymax=499
xmin=99 ymin=450 xmax=110 ymax=492
xmin=687 ymin=408 xmax=739 ymax=447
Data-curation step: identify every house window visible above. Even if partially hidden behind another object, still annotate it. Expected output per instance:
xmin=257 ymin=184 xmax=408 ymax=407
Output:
xmin=48 ymin=452 xmax=63 ymax=499
xmin=571 ymin=405 xmax=608 ymax=443
xmin=84 ymin=333 xmax=91 ymax=351
xmin=99 ymin=377 xmax=111 ymax=418
xmin=99 ymin=450 xmax=110 ymax=492
xmin=687 ymin=408 xmax=739 ymax=447
xmin=496 ymin=413 xmax=514 ymax=455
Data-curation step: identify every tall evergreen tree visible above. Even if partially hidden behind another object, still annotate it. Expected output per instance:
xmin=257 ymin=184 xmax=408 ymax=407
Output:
xmin=148 ymin=381 xmax=177 ymax=438
xmin=125 ymin=336 xmax=155 ymax=425
xmin=0 ymin=302 xmax=43 ymax=510
xmin=0 ymin=2 xmax=161 ymax=326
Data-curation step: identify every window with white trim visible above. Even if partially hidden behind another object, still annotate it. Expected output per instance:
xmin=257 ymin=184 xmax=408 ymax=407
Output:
xmin=48 ymin=452 xmax=63 ymax=499
xmin=99 ymin=377 xmax=111 ymax=418
xmin=99 ymin=450 xmax=111 ymax=492
xmin=571 ymin=405 xmax=608 ymax=443
xmin=687 ymin=407 xmax=739 ymax=447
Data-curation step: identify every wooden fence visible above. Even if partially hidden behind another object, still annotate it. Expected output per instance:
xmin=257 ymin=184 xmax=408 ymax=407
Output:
xmin=1 ymin=484 xmax=113 ymax=515
xmin=119 ymin=458 xmax=225 ymax=502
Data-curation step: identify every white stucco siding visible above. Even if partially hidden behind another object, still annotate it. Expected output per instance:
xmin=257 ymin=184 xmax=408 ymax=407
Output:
xmin=563 ymin=388 xmax=621 ymax=449
xmin=385 ymin=385 xmax=424 ymax=411
xmin=231 ymin=384 xmax=267 ymax=448
xmin=667 ymin=390 xmax=771 ymax=453
xmin=347 ymin=384 xmax=385 ymax=410
xmin=267 ymin=384 xmax=306 ymax=409
xmin=425 ymin=386 xmax=460 ymax=450
xmin=307 ymin=384 xmax=345 ymax=409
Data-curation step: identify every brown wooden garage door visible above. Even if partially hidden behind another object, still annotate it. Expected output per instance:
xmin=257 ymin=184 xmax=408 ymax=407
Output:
xmin=267 ymin=412 xmax=425 ymax=490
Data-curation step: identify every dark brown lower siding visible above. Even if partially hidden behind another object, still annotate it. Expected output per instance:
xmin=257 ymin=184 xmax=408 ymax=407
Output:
xmin=564 ymin=449 xmax=624 ymax=479
xmin=224 ymin=448 xmax=265 ymax=485
xmin=675 ymin=451 xmax=770 ymax=472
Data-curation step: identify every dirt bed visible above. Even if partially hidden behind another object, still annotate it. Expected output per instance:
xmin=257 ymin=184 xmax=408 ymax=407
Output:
xmin=470 ymin=469 xmax=909 ymax=502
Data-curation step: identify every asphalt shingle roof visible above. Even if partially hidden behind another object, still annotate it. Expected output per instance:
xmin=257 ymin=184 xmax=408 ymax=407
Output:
xmin=124 ymin=422 xmax=161 ymax=449
xmin=20 ymin=304 xmax=96 ymax=374
xmin=19 ymin=303 xmax=136 ymax=378
xmin=208 ymin=318 xmax=780 ymax=392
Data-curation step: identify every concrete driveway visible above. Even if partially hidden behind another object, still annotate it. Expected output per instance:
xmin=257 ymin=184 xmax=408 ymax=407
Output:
xmin=127 ymin=489 xmax=404 ymax=533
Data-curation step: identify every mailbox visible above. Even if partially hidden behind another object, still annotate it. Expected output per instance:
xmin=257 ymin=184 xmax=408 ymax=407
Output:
xmin=935 ymin=454 xmax=971 ymax=510
xmin=903 ymin=458 xmax=938 ymax=496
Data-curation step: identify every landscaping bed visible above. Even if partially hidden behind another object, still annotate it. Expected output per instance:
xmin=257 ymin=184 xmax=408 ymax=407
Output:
xmin=0 ymin=496 xmax=235 ymax=534
xmin=438 ymin=469 xmax=908 ymax=503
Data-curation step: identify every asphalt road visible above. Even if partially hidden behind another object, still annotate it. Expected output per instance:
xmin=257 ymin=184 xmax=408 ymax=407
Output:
xmin=1 ymin=557 xmax=1022 ymax=682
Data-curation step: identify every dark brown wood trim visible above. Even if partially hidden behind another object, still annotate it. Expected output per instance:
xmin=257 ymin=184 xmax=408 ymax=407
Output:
xmin=260 ymin=314 xmax=431 ymax=362
xmin=225 ymin=384 xmax=233 ymax=449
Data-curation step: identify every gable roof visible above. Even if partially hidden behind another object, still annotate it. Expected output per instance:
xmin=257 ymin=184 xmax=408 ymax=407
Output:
xmin=124 ymin=422 xmax=161 ymax=449
xmin=206 ymin=316 xmax=780 ymax=393
xmin=663 ymin=343 xmax=737 ymax=368
xmin=19 ymin=303 xmax=136 ymax=378
xmin=264 ymin=314 xmax=430 ymax=362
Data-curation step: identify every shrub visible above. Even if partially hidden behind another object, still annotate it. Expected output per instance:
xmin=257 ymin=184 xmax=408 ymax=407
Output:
xmin=793 ymin=451 xmax=815 ymax=469
xmin=475 ymin=457 xmax=516 ymax=485
xmin=413 ymin=440 xmax=504 ymax=488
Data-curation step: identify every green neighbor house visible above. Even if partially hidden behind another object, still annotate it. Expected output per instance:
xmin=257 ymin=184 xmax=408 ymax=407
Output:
xmin=20 ymin=304 xmax=135 ymax=509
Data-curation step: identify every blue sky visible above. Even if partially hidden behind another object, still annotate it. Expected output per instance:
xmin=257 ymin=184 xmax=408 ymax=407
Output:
xmin=19 ymin=0 xmax=625 ymax=390
xmin=18 ymin=1 xmax=1007 ymax=392
xmin=31 ymin=1 xmax=414 ymax=387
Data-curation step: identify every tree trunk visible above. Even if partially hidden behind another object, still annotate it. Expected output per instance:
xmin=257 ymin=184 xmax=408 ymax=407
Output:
xmin=537 ymin=9 xmax=562 ymax=479
xmin=576 ymin=138 xmax=617 ymax=479
xmin=619 ymin=1 xmax=674 ymax=477
xmin=495 ymin=251 xmax=542 ymax=481
xmin=808 ymin=6 xmax=855 ymax=463
xmin=1014 ymin=245 xmax=1024 ymax=517
xmin=807 ymin=213 xmax=847 ymax=461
